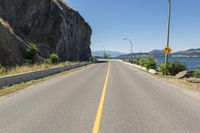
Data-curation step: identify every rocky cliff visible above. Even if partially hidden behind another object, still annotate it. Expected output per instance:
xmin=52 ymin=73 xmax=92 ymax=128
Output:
xmin=0 ymin=0 xmax=92 ymax=66
xmin=0 ymin=18 xmax=26 ymax=66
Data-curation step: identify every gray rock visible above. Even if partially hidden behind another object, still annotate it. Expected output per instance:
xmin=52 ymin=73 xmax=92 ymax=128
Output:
xmin=175 ymin=70 xmax=188 ymax=79
xmin=148 ymin=69 xmax=158 ymax=75
xmin=0 ymin=0 xmax=92 ymax=66
xmin=186 ymin=78 xmax=200 ymax=83
xmin=141 ymin=67 xmax=147 ymax=71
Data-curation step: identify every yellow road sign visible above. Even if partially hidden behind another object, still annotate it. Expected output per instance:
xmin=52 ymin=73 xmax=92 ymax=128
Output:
xmin=163 ymin=47 xmax=172 ymax=54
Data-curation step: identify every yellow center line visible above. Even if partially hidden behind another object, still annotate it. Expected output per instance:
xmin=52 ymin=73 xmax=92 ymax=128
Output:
xmin=92 ymin=62 xmax=110 ymax=133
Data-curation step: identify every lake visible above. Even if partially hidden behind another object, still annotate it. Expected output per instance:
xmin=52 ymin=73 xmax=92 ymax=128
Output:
xmin=156 ymin=57 xmax=200 ymax=71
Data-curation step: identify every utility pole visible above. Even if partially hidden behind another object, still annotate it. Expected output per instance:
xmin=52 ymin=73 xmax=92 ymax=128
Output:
xmin=102 ymin=46 xmax=105 ymax=55
xmin=165 ymin=0 xmax=172 ymax=65
xmin=102 ymin=46 xmax=106 ymax=59
xmin=123 ymin=38 xmax=133 ymax=60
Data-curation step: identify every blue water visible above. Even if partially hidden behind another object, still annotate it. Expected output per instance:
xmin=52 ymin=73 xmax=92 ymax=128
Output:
xmin=156 ymin=57 xmax=200 ymax=71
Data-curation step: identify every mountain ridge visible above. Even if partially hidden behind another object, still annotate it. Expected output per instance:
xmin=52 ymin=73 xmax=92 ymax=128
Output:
xmin=117 ymin=48 xmax=200 ymax=59
xmin=92 ymin=50 xmax=127 ymax=58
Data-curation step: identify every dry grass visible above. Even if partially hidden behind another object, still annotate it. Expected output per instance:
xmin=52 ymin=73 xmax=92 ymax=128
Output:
xmin=156 ymin=74 xmax=200 ymax=92
xmin=0 ymin=62 xmax=81 ymax=77
xmin=0 ymin=64 xmax=90 ymax=96
xmin=124 ymin=61 xmax=200 ymax=92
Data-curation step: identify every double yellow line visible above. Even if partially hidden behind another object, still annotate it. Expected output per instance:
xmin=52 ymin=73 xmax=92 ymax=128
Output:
xmin=92 ymin=62 xmax=110 ymax=133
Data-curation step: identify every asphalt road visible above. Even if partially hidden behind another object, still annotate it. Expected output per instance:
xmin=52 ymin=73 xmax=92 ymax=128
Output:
xmin=1 ymin=61 xmax=200 ymax=133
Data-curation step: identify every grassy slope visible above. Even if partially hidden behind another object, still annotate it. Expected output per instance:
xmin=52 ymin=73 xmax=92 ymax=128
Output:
xmin=0 ymin=62 xmax=82 ymax=77
xmin=0 ymin=62 xmax=92 ymax=96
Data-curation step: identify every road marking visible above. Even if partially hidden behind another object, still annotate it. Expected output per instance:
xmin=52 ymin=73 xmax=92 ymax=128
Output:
xmin=92 ymin=62 xmax=110 ymax=133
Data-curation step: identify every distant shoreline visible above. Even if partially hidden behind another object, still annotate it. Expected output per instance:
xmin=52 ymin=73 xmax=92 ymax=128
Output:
xmin=172 ymin=55 xmax=200 ymax=58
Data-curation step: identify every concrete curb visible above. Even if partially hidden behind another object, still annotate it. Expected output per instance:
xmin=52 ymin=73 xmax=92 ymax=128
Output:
xmin=123 ymin=61 xmax=158 ymax=75
xmin=0 ymin=62 xmax=91 ymax=88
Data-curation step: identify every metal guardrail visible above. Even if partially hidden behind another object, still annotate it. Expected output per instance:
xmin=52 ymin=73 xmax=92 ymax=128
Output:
xmin=0 ymin=62 xmax=91 ymax=88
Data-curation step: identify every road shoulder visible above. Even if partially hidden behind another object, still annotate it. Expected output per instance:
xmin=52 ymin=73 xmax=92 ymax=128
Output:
xmin=0 ymin=64 xmax=94 ymax=97
xmin=122 ymin=61 xmax=200 ymax=101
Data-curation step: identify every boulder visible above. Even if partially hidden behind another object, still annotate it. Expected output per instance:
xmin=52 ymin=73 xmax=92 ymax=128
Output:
xmin=175 ymin=70 xmax=188 ymax=79
xmin=141 ymin=67 xmax=147 ymax=71
xmin=148 ymin=69 xmax=158 ymax=75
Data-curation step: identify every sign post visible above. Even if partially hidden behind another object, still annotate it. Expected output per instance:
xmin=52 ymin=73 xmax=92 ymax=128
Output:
xmin=165 ymin=0 xmax=172 ymax=65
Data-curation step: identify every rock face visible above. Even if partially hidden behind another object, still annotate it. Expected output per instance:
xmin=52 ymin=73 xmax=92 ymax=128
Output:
xmin=0 ymin=18 xmax=26 ymax=66
xmin=0 ymin=0 xmax=92 ymax=66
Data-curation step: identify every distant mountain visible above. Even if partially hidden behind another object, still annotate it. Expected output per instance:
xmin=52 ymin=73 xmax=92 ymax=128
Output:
xmin=149 ymin=49 xmax=164 ymax=55
xmin=117 ymin=48 xmax=200 ymax=59
xmin=173 ymin=48 xmax=200 ymax=57
xmin=117 ymin=53 xmax=149 ymax=59
xmin=92 ymin=51 xmax=127 ymax=58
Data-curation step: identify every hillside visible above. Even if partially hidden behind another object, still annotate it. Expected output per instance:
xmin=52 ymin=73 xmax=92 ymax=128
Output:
xmin=173 ymin=48 xmax=200 ymax=57
xmin=92 ymin=51 xmax=126 ymax=58
xmin=0 ymin=0 xmax=92 ymax=66
xmin=117 ymin=48 xmax=200 ymax=59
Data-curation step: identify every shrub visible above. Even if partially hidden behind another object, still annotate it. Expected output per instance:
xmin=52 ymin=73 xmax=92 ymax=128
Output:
xmin=90 ymin=56 xmax=97 ymax=62
xmin=138 ymin=57 xmax=157 ymax=69
xmin=132 ymin=60 xmax=139 ymax=64
xmin=159 ymin=63 xmax=169 ymax=75
xmin=103 ymin=53 xmax=110 ymax=59
xmin=135 ymin=58 xmax=140 ymax=65
xmin=49 ymin=53 xmax=59 ymax=64
xmin=25 ymin=59 xmax=33 ymax=65
xmin=0 ymin=64 xmax=3 ymax=74
xmin=168 ymin=61 xmax=187 ymax=76
xmin=45 ymin=59 xmax=52 ymax=64
xmin=128 ymin=59 xmax=134 ymax=64
xmin=192 ymin=66 xmax=200 ymax=78
xmin=159 ymin=61 xmax=187 ymax=75
xmin=26 ymin=43 xmax=39 ymax=63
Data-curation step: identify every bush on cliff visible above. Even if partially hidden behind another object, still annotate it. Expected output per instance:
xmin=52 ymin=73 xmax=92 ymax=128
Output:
xmin=90 ymin=56 xmax=97 ymax=62
xmin=0 ymin=64 xmax=3 ymax=73
xmin=26 ymin=43 xmax=39 ymax=63
xmin=49 ymin=53 xmax=59 ymax=64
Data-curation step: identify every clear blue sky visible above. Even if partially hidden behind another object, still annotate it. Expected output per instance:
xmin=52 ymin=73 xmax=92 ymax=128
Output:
xmin=67 ymin=0 xmax=200 ymax=53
